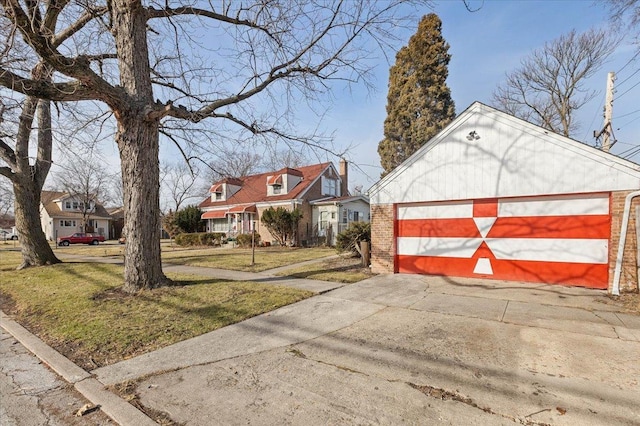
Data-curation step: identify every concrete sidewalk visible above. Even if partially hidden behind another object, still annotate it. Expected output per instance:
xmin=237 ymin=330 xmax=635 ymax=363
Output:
xmin=93 ymin=274 xmax=640 ymax=425
xmin=3 ymin=259 xmax=639 ymax=425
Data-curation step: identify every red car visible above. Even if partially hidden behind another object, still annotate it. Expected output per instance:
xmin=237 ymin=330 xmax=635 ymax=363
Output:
xmin=57 ymin=232 xmax=106 ymax=246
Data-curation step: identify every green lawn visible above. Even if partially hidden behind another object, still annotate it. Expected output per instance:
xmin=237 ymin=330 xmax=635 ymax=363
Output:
xmin=0 ymin=250 xmax=312 ymax=369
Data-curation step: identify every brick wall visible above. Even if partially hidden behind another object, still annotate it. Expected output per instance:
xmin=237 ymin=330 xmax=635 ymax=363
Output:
xmin=609 ymin=191 xmax=640 ymax=293
xmin=371 ymin=204 xmax=394 ymax=274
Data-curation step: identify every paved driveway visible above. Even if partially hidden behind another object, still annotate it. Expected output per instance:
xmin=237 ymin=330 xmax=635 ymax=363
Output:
xmin=93 ymin=274 xmax=640 ymax=425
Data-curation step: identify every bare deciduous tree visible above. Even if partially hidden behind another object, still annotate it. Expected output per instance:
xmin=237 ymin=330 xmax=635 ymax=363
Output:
xmin=0 ymin=83 xmax=61 ymax=268
xmin=0 ymin=177 xmax=13 ymax=217
xmin=608 ymin=0 xmax=640 ymax=52
xmin=1 ymin=0 xmax=428 ymax=292
xmin=492 ymin=29 xmax=619 ymax=137
xmin=160 ymin=161 xmax=206 ymax=213
xmin=50 ymin=149 xmax=113 ymax=233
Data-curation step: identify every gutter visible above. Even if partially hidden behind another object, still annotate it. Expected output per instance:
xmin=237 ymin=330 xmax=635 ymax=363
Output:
xmin=612 ymin=190 xmax=640 ymax=295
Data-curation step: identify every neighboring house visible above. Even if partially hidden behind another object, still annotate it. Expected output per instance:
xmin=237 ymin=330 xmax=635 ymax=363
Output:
xmin=310 ymin=195 xmax=370 ymax=245
xmin=0 ymin=214 xmax=15 ymax=231
xmin=0 ymin=214 xmax=17 ymax=239
xmin=199 ymin=160 xmax=369 ymax=246
xmin=40 ymin=191 xmax=112 ymax=241
xmin=107 ymin=206 xmax=125 ymax=239
xmin=368 ymin=102 xmax=640 ymax=294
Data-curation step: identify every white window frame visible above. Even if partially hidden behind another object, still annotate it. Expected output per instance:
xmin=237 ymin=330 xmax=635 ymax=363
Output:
xmin=322 ymin=177 xmax=338 ymax=196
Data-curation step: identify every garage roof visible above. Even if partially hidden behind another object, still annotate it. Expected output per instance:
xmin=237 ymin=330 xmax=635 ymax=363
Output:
xmin=369 ymin=102 xmax=640 ymax=205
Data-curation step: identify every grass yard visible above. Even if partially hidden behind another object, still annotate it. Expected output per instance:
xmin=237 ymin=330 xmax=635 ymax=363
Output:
xmin=276 ymin=255 xmax=376 ymax=283
xmin=161 ymin=246 xmax=336 ymax=272
xmin=0 ymin=250 xmax=312 ymax=369
xmin=47 ymin=239 xmax=202 ymax=257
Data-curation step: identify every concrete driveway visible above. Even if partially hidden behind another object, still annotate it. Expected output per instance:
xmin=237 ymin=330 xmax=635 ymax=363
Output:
xmin=92 ymin=274 xmax=640 ymax=425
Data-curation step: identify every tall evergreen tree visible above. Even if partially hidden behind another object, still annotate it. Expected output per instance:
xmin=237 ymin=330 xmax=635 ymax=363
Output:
xmin=377 ymin=14 xmax=456 ymax=177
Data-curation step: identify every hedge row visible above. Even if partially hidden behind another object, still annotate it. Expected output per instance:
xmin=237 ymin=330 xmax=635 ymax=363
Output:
xmin=235 ymin=232 xmax=261 ymax=248
xmin=174 ymin=232 xmax=226 ymax=247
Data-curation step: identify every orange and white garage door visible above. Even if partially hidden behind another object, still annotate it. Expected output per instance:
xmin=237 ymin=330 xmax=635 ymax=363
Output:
xmin=395 ymin=193 xmax=611 ymax=289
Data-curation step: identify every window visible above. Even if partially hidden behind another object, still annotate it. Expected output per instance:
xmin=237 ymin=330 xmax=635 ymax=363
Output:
xmin=72 ymin=201 xmax=79 ymax=209
xmin=215 ymin=192 xmax=222 ymax=200
xmin=272 ymin=184 xmax=282 ymax=194
xmin=65 ymin=201 xmax=71 ymax=209
xmin=331 ymin=212 xmax=336 ymax=219
xmin=211 ymin=219 xmax=228 ymax=232
xmin=60 ymin=220 xmax=76 ymax=227
xmin=322 ymin=177 xmax=338 ymax=196
xmin=342 ymin=209 xmax=347 ymax=224
xmin=319 ymin=211 xmax=328 ymax=230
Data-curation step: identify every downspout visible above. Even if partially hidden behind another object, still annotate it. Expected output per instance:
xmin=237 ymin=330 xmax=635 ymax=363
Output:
xmin=612 ymin=190 xmax=640 ymax=295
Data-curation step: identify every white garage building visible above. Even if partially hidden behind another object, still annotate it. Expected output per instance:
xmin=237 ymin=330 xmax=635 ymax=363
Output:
xmin=369 ymin=102 xmax=640 ymax=293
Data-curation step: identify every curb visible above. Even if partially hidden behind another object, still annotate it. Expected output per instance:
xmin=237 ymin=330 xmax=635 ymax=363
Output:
xmin=0 ymin=310 xmax=156 ymax=426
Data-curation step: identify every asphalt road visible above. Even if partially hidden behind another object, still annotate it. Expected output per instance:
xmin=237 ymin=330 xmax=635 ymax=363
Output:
xmin=0 ymin=328 xmax=113 ymax=426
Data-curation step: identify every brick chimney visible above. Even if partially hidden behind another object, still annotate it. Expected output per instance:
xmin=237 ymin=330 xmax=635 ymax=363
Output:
xmin=339 ymin=158 xmax=348 ymax=196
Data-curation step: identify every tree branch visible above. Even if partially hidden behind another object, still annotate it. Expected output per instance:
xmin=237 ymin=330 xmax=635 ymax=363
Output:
xmin=0 ymin=138 xmax=17 ymax=168
xmin=145 ymin=6 xmax=277 ymax=41
xmin=0 ymin=67 xmax=109 ymax=101
xmin=1 ymin=0 xmax=123 ymax=108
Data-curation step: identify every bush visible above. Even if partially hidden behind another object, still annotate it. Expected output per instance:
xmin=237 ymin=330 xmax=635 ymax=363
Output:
xmin=174 ymin=232 xmax=225 ymax=247
xmin=261 ymin=207 xmax=302 ymax=246
xmin=200 ymin=232 xmax=225 ymax=246
xmin=235 ymin=232 xmax=261 ymax=248
xmin=174 ymin=205 xmax=205 ymax=233
xmin=336 ymin=222 xmax=371 ymax=256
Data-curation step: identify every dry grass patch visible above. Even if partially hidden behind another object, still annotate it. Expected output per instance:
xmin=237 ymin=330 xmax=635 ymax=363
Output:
xmin=277 ymin=255 xmax=376 ymax=283
xmin=161 ymin=246 xmax=335 ymax=272
xmin=0 ymin=252 xmax=312 ymax=369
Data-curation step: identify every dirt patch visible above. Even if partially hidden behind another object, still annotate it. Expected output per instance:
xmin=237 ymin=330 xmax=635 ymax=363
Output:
xmin=324 ymin=255 xmax=374 ymax=275
xmin=597 ymin=293 xmax=640 ymax=315
xmin=110 ymin=380 xmax=182 ymax=426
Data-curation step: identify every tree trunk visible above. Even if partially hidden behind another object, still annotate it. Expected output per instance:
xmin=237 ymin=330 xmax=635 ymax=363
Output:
xmin=118 ymin=116 xmax=170 ymax=293
xmin=112 ymin=0 xmax=170 ymax=293
xmin=13 ymin=178 xmax=60 ymax=269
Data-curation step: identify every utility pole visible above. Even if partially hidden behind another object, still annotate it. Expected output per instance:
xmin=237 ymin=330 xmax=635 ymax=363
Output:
xmin=603 ymin=71 xmax=615 ymax=152
xmin=597 ymin=71 xmax=615 ymax=152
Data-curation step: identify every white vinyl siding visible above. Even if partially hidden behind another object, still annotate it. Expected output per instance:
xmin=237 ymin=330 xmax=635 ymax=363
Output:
xmin=370 ymin=103 xmax=640 ymax=205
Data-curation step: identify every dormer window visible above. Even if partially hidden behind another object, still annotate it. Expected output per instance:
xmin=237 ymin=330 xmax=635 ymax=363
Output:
xmin=272 ymin=184 xmax=282 ymax=194
xmin=211 ymin=184 xmax=224 ymax=201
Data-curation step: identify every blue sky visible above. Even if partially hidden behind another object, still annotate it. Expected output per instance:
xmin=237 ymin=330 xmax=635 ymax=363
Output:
xmin=89 ymin=0 xmax=639 ymax=204
xmin=325 ymin=0 xmax=640 ymax=191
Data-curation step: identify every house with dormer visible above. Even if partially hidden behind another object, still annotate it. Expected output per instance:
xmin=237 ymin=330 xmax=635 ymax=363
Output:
xmin=199 ymin=160 xmax=369 ymax=246
xmin=40 ymin=191 xmax=112 ymax=241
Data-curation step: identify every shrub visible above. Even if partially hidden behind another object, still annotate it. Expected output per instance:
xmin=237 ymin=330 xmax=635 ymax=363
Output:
xmin=174 ymin=205 xmax=205 ymax=233
xmin=235 ymin=232 xmax=261 ymax=248
xmin=261 ymin=207 xmax=302 ymax=246
xmin=175 ymin=232 xmax=225 ymax=247
xmin=200 ymin=232 xmax=225 ymax=246
xmin=336 ymin=222 xmax=371 ymax=256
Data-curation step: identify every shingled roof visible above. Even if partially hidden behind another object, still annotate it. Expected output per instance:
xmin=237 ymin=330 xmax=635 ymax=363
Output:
xmin=41 ymin=191 xmax=113 ymax=219
xmin=199 ymin=162 xmax=332 ymax=209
